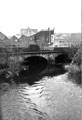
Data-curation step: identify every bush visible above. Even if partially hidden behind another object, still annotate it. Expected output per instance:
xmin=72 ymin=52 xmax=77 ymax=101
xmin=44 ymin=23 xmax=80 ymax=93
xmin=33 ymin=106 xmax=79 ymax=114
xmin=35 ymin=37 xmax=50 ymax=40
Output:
xmin=67 ymin=45 xmax=82 ymax=85
xmin=27 ymin=44 xmax=40 ymax=51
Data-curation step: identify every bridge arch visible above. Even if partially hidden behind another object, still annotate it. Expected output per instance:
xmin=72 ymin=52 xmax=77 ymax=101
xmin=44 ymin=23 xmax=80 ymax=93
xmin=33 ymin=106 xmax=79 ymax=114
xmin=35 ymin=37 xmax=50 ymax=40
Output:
xmin=21 ymin=56 xmax=48 ymax=75
xmin=55 ymin=53 xmax=72 ymax=66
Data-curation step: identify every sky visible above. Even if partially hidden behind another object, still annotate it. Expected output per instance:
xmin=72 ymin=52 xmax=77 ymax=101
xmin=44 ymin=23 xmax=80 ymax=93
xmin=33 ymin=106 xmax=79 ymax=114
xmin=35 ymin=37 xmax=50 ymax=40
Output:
xmin=0 ymin=0 xmax=81 ymax=36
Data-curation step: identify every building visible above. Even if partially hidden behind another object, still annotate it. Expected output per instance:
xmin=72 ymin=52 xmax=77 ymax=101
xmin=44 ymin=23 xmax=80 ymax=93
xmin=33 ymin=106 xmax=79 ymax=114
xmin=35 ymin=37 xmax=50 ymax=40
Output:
xmin=50 ymin=33 xmax=71 ymax=48
xmin=52 ymin=33 xmax=81 ymax=48
xmin=70 ymin=33 xmax=81 ymax=47
xmin=20 ymin=27 xmax=38 ymax=37
xmin=51 ymin=39 xmax=71 ymax=48
xmin=34 ymin=28 xmax=54 ymax=49
xmin=0 ymin=32 xmax=9 ymax=47
xmin=18 ymin=35 xmax=35 ymax=48
xmin=9 ymin=36 xmax=18 ymax=46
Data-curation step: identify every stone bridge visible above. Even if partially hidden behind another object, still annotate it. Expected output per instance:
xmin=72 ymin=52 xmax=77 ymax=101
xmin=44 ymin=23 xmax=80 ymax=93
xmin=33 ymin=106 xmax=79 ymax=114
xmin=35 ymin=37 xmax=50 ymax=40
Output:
xmin=7 ymin=50 xmax=64 ymax=65
xmin=0 ymin=49 xmax=71 ymax=77
xmin=18 ymin=50 xmax=62 ymax=60
xmin=6 ymin=50 xmax=70 ymax=74
xmin=7 ymin=49 xmax=71 ymax=63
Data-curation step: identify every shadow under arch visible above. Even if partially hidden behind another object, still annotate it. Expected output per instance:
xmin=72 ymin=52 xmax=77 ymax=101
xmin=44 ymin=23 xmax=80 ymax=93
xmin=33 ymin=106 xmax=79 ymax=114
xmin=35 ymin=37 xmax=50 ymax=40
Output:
xmin=55 ymin=53 xmax=72 ymax=67
xmin=20 ymin=56 xmax=48 ymax=75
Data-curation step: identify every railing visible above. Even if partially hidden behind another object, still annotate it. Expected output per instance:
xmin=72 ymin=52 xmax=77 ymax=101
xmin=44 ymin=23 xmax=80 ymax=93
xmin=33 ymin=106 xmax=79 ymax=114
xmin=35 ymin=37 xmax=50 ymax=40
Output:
xmin=0 ymin=50 xmax=64 ymax=56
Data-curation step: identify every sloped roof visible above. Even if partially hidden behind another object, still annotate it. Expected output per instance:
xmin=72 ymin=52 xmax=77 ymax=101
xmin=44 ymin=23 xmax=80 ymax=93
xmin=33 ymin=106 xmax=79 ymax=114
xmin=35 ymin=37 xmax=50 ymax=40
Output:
xmin=0 ymin=32 xmax=8 ymax=40
xmin=10 ymin=35 xmax=18 ymax=40
xmin=19 ymin=35 xmax=28 ymax=40
xmin=34 ymin=30 xmax=54 ymax=39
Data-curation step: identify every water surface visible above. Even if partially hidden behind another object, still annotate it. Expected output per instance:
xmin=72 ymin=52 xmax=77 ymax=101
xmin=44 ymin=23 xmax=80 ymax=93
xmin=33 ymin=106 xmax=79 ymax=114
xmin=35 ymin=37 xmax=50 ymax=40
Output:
xmin=0 ymin=72 xmax=82 ymax=120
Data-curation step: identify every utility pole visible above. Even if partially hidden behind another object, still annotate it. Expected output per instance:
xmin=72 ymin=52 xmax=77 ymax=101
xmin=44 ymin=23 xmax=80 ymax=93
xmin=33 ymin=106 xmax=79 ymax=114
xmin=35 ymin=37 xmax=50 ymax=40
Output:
xmin=48 ymin=28 xmax=51 ymax=46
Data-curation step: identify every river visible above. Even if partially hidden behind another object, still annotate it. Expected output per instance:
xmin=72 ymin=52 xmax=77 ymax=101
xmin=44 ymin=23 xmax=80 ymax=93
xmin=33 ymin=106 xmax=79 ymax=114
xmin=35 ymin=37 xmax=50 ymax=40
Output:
xmin=0 ymin=71 xmax=82 ymax=120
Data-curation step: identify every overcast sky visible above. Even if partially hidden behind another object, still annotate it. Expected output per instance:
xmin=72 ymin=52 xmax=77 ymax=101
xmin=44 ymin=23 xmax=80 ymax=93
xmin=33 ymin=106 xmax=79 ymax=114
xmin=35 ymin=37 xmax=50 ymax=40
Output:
xmin=0 ymin=0 xmax=81 ymax=36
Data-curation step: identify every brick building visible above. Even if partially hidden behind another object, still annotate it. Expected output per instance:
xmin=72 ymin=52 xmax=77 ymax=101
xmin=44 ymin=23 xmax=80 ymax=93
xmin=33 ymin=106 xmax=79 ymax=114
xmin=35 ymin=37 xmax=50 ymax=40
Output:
xmin=33 ymin=29 xmax=54 ymax=49
xmin=18 ymin=35 xmax=35 ymax=48
xmin=9 ymin=36 xmax=18 ymax=46
xmin=0 ymin=32 xmax=9 ymax=47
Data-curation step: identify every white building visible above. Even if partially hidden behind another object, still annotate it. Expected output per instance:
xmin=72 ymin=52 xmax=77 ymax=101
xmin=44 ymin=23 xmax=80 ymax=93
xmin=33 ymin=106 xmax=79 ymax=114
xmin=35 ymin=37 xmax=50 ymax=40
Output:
xmin=52 ymin=39 xmax=70 ymax=47
xmin=20 ymin=27 xmax=38 ymax=37
xmin=50 ymin=33 xmax=71 ymax=48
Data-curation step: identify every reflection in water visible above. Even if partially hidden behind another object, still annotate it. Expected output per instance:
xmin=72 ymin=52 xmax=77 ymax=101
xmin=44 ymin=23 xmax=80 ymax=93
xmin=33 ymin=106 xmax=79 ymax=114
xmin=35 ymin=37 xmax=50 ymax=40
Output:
xmin=13 ymin=65 xmax=67 ymax=85
xmin=0 ymin=72 xmax=82 ymax=120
